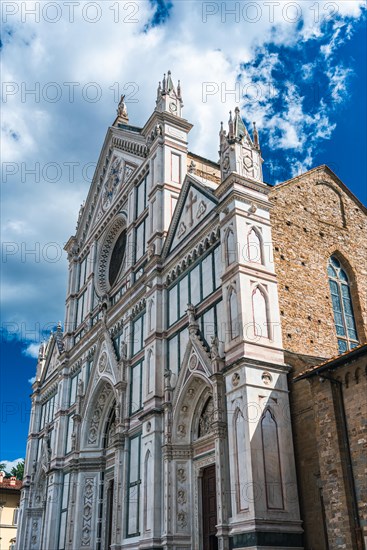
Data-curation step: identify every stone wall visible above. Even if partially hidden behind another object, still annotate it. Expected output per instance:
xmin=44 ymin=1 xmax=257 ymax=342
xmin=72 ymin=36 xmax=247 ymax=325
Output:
xmin=269 ymin=165 xmax=367 ymax=360
xmin=269 ymin=166 xmax=367 ymax=550
xmin=308 ymin=352 xmax=367 ymax=549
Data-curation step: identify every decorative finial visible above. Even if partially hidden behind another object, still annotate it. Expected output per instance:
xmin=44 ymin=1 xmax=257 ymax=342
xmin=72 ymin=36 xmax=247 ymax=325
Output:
xmin=177 ymin=79 xmax=181 ymax=98
xmin=253 ymin=121 xmax=259 ymax=148
xmin=228 ymin=110 xmax=234 ymax=138
xmin=162 ymin=73 xmax=166 ymax=92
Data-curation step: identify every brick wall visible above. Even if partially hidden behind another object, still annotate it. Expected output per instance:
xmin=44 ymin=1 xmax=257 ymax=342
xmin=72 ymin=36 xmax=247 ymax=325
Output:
xmin=269 ymin=165 xmax=367 ymax=360
xmin=309 ymin=355 xmax=367 ymax=549
xmin=269 ymin=166 xmax=367 ymax=549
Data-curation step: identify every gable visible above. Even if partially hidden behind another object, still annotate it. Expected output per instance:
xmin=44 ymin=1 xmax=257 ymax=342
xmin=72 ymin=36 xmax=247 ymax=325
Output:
xmin=272 ymin=165 xmax=367 ymax=217
xmin=40 ymin=337 xmax=59 ymax=383
xmin=166 ymin=176 xmax=218 ymax=255
xmin=87 ymin=150 xmax=137 ymax=234
xmin=76 ymin=128 xmax=145 ymax=244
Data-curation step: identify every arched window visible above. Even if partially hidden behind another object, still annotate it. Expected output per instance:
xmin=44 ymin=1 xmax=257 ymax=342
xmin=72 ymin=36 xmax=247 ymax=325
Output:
xmin=252 ymin=286 xmax=269 ymax=339
xmin=109 ymin=229 xmax=127 ymax=287
xmin=261 ymin=409 xmax=284 ymax=510
xmin=229 ymin=287 xmax=240 ymax=339
xmin=143 ymin=450 xmax=153 ymax=532
xmin=234 ymin=408 xmax=249 ymax=511
xmin=328 ymin=256 xmax=359 ymax=354
xmin=247 ymin=227 xmax=263 ymax=264
xmin=225 ymin=229 xmax=236 ymax=266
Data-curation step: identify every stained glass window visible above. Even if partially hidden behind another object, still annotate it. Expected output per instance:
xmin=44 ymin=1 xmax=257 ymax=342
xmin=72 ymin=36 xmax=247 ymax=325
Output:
xmin=109 ymin=230 xmax=126 ymax=287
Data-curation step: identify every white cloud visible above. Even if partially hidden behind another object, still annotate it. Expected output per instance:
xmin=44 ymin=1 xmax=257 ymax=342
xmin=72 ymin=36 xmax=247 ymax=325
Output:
xmin=23 ymin=343 xmax=40 ymax=359
xmin=1 ymin=0 xmax=365 ymax=339
xmin=0 ymin=458 xmax=24 ymax=472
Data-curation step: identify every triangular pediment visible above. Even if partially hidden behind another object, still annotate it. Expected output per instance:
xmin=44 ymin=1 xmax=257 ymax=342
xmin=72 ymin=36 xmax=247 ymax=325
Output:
xmin=172 ymin=328 xmax=213 ymax=410
xmin=164 ymin=176 xmax=218 ymax=255
xmin=75 ymin=127 xmax=145 ymax=244
xmin=88 ymin=328 xmax=121 ymax=395
xmin=40 ymin=336 xmax=59 ymax=383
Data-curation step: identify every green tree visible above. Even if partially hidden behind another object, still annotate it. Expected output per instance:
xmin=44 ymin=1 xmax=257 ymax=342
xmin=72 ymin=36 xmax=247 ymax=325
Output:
xmin=10 ymin=460 xmax=25 ymax=480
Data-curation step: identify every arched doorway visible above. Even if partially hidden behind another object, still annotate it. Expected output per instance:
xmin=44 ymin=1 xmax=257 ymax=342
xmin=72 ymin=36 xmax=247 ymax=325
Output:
xmin=172 ymin=375 xmax=219 ymax=550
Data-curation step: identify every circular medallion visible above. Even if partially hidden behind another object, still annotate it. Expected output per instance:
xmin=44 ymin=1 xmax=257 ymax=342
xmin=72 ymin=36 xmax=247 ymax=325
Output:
xmin=243 ymin=155 xmax=253 ymax=169
xmin=232 ymin=372 xmax=240 ymax=387
xmin=169 ymin=101 xmax=177 ymax=112
xmin=189 ymin=354 xmax=198 ymax=371
xmin=98 ymin=352 xmax=108 ymax=374
xmin=262 ymin=371 xmax=272 ymax=385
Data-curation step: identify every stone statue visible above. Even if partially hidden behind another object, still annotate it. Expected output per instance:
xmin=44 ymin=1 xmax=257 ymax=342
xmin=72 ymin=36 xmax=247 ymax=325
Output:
xmin=210 ymin=336 xmax=220 ymax=360
xmin=117 ymin=94 xmax=128 ymax=122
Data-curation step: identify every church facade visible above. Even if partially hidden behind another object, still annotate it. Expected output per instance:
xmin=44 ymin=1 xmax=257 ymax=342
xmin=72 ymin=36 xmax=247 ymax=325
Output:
xmin=16 ymin=72 xmax=366 ymax=550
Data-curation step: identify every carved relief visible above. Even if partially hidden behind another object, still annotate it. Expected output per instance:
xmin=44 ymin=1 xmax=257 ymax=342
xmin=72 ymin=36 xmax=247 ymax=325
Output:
xmin=232 ymin=372 xmax=240 ymax=387
xmin=198 ymin=397 xmax=215 ymax=437
xmin=81 ymin=477 xmax=95 ymax=546
xmin=98 ymin=351 xmax=108 ymax=374
xmin=87 ymin=383 xmax=113 ymax=445
xmin=176 ymin=464 xmax=189 ymax=532
xmin=262 ymin=371 xmax=272 ymax=385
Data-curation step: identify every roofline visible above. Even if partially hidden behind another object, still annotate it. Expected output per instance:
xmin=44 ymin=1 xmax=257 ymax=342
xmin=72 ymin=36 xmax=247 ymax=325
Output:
xmin=271 ymin=164 xmax=367 ymax=214
xmin=188 ymin=151 xmax=219 ymax=170
xmin=294 ymin=343 xmax=367 ymax=382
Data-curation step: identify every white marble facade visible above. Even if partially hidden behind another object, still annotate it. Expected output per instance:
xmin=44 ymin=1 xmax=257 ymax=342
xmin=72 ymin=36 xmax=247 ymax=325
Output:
xmin=17 ymin=72 xmax=303 ymax=550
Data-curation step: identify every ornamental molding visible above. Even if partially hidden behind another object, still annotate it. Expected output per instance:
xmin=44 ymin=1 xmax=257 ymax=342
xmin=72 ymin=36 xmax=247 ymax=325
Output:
xmin=40 ymin=383 xmax=58 ymax=404
xmin=81 ymin=477 xmax=95 ymax=547
xmin=95 ymin=213 xmax=127 ymax=297
xmin=110 ymin=318 xmax=124 ymax=338
xmin=87 ymin=382 xmax=114 ymax=446
xmin=216 ymin=174 xmax=269 ymax=200
xmin=69 ymin=358 xmax=83 ymax=377
xmin=131 ymin=298 xmax=146 ymax=318
xmin=112 ymin=135 xmax=148 ymax=158
xmin=165 ymin=225 xmax=220 ymax=285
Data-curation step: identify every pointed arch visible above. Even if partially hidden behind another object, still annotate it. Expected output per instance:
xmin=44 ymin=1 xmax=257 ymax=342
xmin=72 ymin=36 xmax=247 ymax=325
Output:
xmin=147 ymin=298 xmax=155 ymax=333
xmin=225 ymin=227 xmax=236 ymax=266
xmin=246 ymin=226 xmax=263 ymax=264
xmin=103 ymin=403 xmax=116 ymax=449
xmin=80 ymin=379 xmax=116 ymax=450
xmin=229 ymin=285 xmax=240 ymax=340
xmin=172 ymin=374 xmax=213 ymax=445
xmin=233 ymin=407 xmax=249 ymax=511
xmin=327 ymin=255 xmax=359 ymax=353
xmin=261 ymin=408 xmax=284 ymax=510
xmin=252 ymin=285 xmax=270 ymax=339
xmin=146 ymin=348 xmax=154 ymax=396
xmin=143 ymin=449 xmax=153 ymax=532
xmin=197 ymin=396 xmax=214 ymax=438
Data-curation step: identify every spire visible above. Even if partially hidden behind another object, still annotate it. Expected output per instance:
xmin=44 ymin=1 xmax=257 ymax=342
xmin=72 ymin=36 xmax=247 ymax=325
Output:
xmin=233 ymin=106 xmax=249 ymax=141
xmin=228 ymin=111 xmax=234 ymax=139
xmin=219 ymin=105 xmax=264 ymax=182
xmin=157 ymin=81 xmax=162 ymax=101
xmin=253 ymin=121 xmax=260 ymax=149
xmin=155 ymin=70 xmax=183 ymax=115
xmin=166 ymin=70 xmax=174 ymax=93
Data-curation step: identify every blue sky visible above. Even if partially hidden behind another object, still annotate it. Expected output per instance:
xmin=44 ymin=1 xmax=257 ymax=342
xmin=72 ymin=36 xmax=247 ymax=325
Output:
xmin=1 ymin=0 xmax=366 ymax=461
